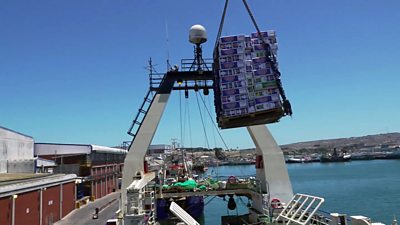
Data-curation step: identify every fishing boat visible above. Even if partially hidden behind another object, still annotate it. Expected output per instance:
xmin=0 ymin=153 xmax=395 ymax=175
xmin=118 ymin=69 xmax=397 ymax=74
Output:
xmin=320 ymin=148 xmax=351 ymax=163
xmin=117 ymin=1 xmax=390 ymax=225
xmin=286 ymin=156 xmax=314 ymax=163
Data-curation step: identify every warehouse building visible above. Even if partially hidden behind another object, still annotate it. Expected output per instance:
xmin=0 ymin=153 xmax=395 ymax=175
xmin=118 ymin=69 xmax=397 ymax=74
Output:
xmin=0 ymin=126 xmax=35 ymax=173
xmin=0 ymin=173 xmax=76 ymax=225
xmin=35 ymin=143 xmax=127 ymax=200
xmin=0 ymin=126 xmax=127 ymax=224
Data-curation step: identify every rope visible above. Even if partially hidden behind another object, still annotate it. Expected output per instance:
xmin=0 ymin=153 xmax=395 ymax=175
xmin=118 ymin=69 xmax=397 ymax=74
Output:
xmin=241 ymin=0 xmax=292 ymax=116
xmin=195 ymin=92 xmax=210 ymax=149
xmin=214 ymin=0 xmax=229 ymax=60
xmin=198 ymin=94 xmax=230 ymax=151
xmin=208 ymin=96 xmax=217 ymax=148
xmin=186 ymin=99 xmax=193 ymax=147
xmin=179 ymin=88 xmax=183 ymax=147
xmin=242 ymin=0 xmax=262 ymax=37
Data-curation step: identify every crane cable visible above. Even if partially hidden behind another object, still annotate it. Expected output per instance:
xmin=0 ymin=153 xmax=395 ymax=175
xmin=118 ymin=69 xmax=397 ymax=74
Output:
xmin=213 ymin=0 xmax=229 ymax=60
xmin=198 ymin=94 xmax=230 ymax=151
xmin=195 ymin=92 xmax=210 ymax=149
xmin=183 ymin=96 xmax=193 ymax=148
xmin=241 ymin=0 xmax=292 ymax=116
xmin=179 ymin=88 xmax=183 ymax=147
xmin=208 ymin=96 xmax=218 ymax=148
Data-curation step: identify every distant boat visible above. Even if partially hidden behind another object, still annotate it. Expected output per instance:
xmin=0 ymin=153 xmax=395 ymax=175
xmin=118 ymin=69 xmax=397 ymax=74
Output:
xmin=286 ymin=156 xmax=314 ymax=163
xmin=320 ymin=148 xmax=351 ymax=162
xmin=383 ymin=148 xmax=400 ymax=159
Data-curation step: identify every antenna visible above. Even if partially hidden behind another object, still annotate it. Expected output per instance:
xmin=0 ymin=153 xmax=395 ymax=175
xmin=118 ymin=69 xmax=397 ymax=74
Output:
xmin=189 ymin=24 xmax=208 ymax=71
xmin=165 ymin=21 xmax=172 ymax=71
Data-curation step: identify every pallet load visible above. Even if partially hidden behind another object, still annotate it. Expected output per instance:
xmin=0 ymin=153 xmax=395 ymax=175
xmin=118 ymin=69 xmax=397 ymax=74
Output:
xmin=214 ymin=30 xmax=286 ymax=129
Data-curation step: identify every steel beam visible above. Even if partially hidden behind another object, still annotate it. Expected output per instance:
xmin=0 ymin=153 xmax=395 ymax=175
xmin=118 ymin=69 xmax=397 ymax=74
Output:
xmin=121 ymin=93 xmax=171 ymax=217
xmin=247 ymin=125 xmax=293 ymax=204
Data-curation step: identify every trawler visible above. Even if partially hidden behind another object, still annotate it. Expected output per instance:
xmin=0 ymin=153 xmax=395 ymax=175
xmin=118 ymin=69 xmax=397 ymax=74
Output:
xmin=116 ymin=1 xmax=390 ymax=225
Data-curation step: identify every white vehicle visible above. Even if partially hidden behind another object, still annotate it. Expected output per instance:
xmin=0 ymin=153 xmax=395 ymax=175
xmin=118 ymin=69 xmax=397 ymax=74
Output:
xmin=106 ymin=219 xmax=119 ymax=225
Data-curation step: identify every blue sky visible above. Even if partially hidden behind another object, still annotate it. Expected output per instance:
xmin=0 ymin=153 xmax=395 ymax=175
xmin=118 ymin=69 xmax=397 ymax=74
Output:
xmin=1 ymin=0 xmax=399 ymax=149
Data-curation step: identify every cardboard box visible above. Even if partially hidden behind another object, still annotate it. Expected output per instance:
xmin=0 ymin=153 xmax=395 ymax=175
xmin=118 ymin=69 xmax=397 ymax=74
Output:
xmin=251 ymin=31 xmax=276 ymax=39
xmin=220 ymin=75 xmax=241 ymax=84
xmin=219 ymin=67 xmax=246 ymax=76
xmin=254 ymin=81 xmax=277 ymax=90
xmin=216 ymin=30 xmax=284 ymax=123
xmin=254 ymin=75 xmax=276 ymax=83
xmin=255 ymin=101 xmax=281 ymax=112
xmin=220 ymin=80 xmax=247 ymax=90
xmin=219 ymin=48 xmax=246 ymax=56
xmin=252 ymin=43 xmax=278 ymax=52
xmin=221 ymin=94 xmax=248 ymax=103
xmin=220 ymin=61 xmax=245 ymax=70
xmin=220 ymin=35 xmax=246 ymax=43
xmin=254 ymin=87 xmax=279 ymax=97
xmin=221 ymin=87 xmax=247 ymax=96
xmin=223 ymin=107 xmax=249 ymax=117
xmin=220 ymin=74 xmax=246 ymax=83
xmin=219 ymin=54 xmax=251 ymax=63
xmin=253 ymin=62 xmax=272 ymax=70
xmin=255 ymin=96 xmax=273 ymax=104
xmin=222 ymin=100 xmax=247 ymax=110
xmin=253 ymin=68 xmax=273 ymax=76
xmin=219 ymin=42 xmax=246 ymax=50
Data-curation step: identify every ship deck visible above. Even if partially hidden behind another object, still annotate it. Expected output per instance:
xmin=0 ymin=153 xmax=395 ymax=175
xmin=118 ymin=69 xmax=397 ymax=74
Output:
xmin=157 ymin=188 xmax=262 ymax=198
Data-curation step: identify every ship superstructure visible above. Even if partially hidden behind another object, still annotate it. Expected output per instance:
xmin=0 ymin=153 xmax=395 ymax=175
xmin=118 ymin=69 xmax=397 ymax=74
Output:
xmin=117 ymin=1 xmax=388 ymax=225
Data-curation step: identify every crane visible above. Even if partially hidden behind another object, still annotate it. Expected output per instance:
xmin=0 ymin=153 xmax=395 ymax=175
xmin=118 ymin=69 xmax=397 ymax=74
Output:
xmin=118 ymin=1 xmax=293 ymax=224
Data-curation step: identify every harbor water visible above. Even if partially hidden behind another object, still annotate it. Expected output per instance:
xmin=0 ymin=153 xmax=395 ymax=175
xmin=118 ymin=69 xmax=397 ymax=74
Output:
xmin=204 ymin=160 xmax=400 ymax=225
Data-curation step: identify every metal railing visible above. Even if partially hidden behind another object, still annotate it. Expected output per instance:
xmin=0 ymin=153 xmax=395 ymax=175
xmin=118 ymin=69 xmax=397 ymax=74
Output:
xmin=180 ymin=58 xmax=213 ymax=71
xmin=277 ymin=193 xmax=325 ymax=225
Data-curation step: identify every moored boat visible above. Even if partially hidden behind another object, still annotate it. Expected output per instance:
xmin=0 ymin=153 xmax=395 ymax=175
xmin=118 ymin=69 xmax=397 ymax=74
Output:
xmin=320 ymin=148 xmax=351 ymax=162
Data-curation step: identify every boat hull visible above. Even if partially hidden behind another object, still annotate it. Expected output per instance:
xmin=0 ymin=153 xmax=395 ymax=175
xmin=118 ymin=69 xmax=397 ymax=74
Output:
xmin=156 ymin=196 xmax=204 ymax=220
xmin=320 ymin=156 xmax=351 ymax=163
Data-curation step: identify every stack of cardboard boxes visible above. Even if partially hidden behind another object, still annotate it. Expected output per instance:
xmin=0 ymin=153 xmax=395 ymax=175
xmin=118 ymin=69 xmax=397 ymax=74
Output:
xmin=217 ymin=31 xmax=282 ymax=119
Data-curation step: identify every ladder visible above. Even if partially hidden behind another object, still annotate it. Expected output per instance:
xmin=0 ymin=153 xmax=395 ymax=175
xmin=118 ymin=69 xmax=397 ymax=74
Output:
xmin=127 ymin=89 xmax=156 ymax=140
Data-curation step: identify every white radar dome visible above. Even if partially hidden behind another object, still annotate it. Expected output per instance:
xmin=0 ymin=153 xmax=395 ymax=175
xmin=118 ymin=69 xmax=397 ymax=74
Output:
xmin=189 ymin=24 xmax=207 ymax=44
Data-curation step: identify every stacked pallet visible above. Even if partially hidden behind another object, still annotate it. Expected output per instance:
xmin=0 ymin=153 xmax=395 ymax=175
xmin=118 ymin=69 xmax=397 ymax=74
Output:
xmin=215 ymin=31 xmax=284 ymax=128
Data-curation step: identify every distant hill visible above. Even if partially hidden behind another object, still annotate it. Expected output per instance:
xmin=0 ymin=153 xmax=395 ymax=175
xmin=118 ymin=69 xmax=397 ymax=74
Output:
xmin=280 ymin=133 xmax=400 ymax=154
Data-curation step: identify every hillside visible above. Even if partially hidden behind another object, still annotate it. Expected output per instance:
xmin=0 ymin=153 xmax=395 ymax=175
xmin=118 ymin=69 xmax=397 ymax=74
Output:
xmin=280 ymin=132 xmax=400 ymax=154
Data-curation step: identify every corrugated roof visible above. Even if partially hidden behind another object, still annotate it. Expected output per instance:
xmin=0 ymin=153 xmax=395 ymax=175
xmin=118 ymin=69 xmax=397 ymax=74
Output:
xmin=0 ymin=173 xmax=77 ymax=197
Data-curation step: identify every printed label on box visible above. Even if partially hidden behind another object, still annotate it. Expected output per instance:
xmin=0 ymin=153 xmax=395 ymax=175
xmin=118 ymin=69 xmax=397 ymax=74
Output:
xmin=253 ymin=62 xmax=272 ymax=70
xmin=221 ymin=94 xmax=248 ymax=103
xmin=222 ymin=100 xmax=247 ymax=110
xmin=222 ymin=89 xmax=240 ymax=96
xmin=220 ymin=61 xmax=245 ymax=70
xmin=219 ymin=48 xmax=245 ymax=56
xmin=220 ymin=35 xmax=246 ymax=43
xmin=252 ymin=51 xmax=266 ymax=58
xmin=254 ymin=75 xmax=275 ymax=83
xmin=252 ymin=57 xmax=268 ymax=64
xmin=220 ymin=80 xmax=247 ymax=90
xmin=219 ymin=42 xmax=246 ymax=50
xmin=222 ymin=102 xmax=240 ymax=109
xmin=253 ymin=68 xmax=273 ymax=76
xmin=221 ymin=88 xmax=247 ymax=97
xmin=255 ymin=96 xmax=272 ymax=104
xmin=219 ymin=54 xmax=252 ymax=63
xmin=219 ymin=68 xmax=246 ymax=76
xmin=220 ymin=75 xmax=239 ymax=83
xmin=251 ymin=30 xmax=275 ymax=39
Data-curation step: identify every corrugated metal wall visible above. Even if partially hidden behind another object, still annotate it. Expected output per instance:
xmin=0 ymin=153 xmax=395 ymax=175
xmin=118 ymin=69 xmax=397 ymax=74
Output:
xmin=0 ymin=181 xmax=75 ymax=225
